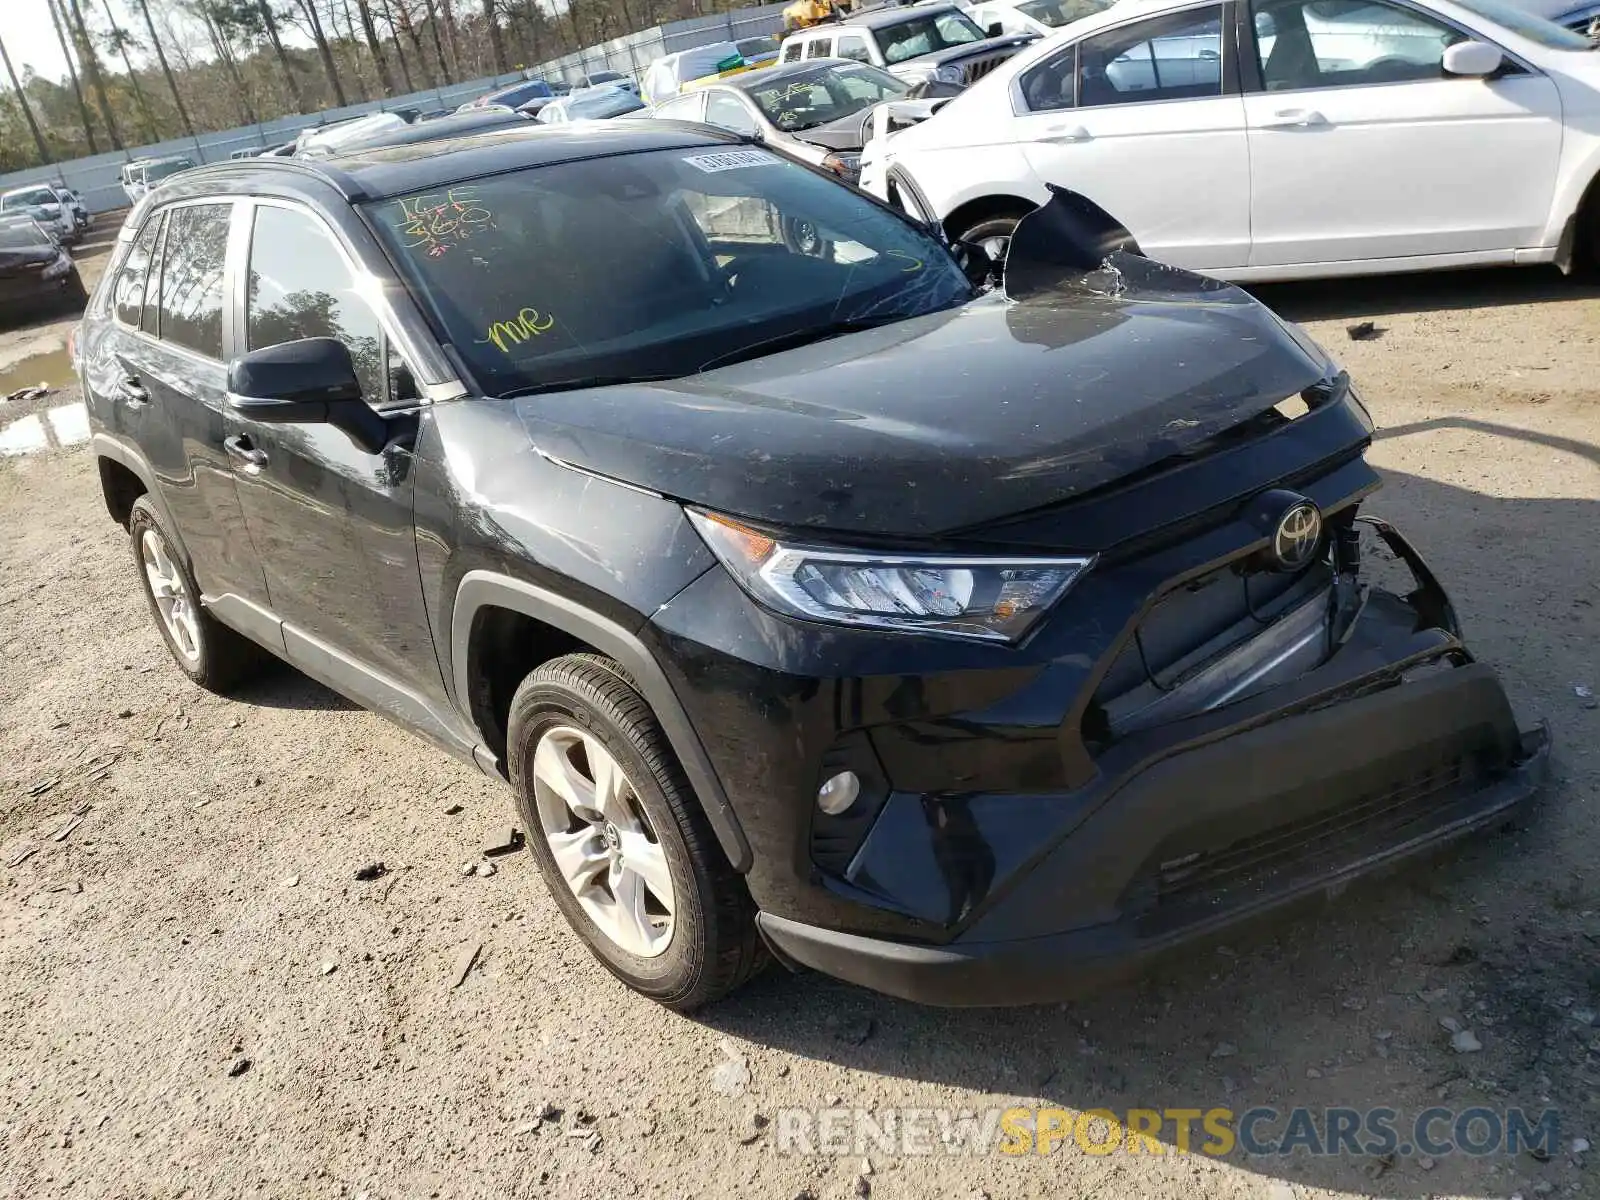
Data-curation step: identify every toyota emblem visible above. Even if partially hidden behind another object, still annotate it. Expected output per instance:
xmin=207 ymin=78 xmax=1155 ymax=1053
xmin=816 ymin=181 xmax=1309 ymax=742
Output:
xmin=1272 ymin=501 xmax=1323 ymax=570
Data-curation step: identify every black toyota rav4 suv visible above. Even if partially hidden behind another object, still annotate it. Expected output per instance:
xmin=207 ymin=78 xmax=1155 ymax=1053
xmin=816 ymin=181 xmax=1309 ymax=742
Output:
xmin=77 ymin=123 xmax=1547 ymax=1010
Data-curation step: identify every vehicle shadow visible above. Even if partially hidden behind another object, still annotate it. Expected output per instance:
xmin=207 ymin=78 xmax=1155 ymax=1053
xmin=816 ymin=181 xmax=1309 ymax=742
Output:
xmin=693 ymin=420 xmax=1600 ymax=1197
xmin=229 ymin=661 xmax=360 ymax=713
xmin=1251 ymin=264 xmax=1600 ymax=323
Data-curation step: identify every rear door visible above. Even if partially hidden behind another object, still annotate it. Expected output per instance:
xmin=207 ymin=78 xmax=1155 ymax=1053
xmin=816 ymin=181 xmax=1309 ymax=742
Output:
xmin=99 ymin=199 xmax=274 ymax=628
xmin=224 ymin=199 xmax=449 ymax=719
xmin=1241 ymin=0 xmax=1563 ymax=266
xmin=1011 ymin=3 xmax=1252 ymax=269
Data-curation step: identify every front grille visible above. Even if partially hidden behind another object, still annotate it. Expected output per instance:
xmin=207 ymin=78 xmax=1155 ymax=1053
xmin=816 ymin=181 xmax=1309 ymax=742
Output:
xmin=1123 ymin=755 xmax=1483 ymax=936
xmin=960 ymin=53 xmax=1010 ymax=83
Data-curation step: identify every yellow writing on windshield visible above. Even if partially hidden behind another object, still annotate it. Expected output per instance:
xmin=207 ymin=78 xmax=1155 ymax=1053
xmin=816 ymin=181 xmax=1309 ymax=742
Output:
xmin=480 ymin=307 xmax=556 ymax=353
xmin=395 ymin=187 xmax=494 ymax=258
xmin=886 ymin=249 xmax=924 ymax=273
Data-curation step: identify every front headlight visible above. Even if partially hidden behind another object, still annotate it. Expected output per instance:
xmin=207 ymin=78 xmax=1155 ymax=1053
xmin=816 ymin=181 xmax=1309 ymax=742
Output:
xmin=688 ymin=510 xmax=1092 ymax=643
xmin=930 ymin=63 xmax=965 ymax=84
xmin=41 ymin=253 xmax=70 ymax=278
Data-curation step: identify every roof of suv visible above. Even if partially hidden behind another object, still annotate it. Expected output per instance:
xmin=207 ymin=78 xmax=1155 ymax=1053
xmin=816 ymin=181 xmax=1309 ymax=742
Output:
xmin=159 ymin=122 xmax=743 ymax=205
xmin=817 ymin=2 xmax=968 ymax=30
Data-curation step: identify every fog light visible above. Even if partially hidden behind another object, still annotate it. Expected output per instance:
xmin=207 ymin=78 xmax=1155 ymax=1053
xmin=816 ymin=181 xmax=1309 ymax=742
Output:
xmin=816 ymin=771 xmax=860 ymax=816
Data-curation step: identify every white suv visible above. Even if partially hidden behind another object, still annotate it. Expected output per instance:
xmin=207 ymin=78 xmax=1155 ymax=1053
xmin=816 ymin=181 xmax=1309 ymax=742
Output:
xmin=861 ymin=0 xmax=1600 ymax=280
xmin=778 ymin=2 xmax=1039 ymax=89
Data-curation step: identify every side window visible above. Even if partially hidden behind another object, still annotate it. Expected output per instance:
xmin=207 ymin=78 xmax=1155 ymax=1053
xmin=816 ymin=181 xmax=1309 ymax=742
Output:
xmin=142 ymin=214 xmax=167 ymax=337
xmin=112 ymin=215 xmax=162 ymax=328
xmin=156 ymin=203 xmax=231 ymax=359
xmin=704 ymin=91 xmax=758 ymax=134
xmin=805 ymin=37 xmax=833 ymax=58
xmin=656 ymin=92 xmax=706 ymax=121
xmin=1076 ymin=6 xmax=1224 ymax=106
xmin=782 ymin=41 xmax=804 ymax=62
xmin=247 ymin=204 xmax=386 ymax=404
xmin=1021 ymin=45 xmax=1078 ymax=110
xmin=837 ymin=34 xmax=872 ymax=62
xmin=1252 ymin=0 xmax=1461 ymax=91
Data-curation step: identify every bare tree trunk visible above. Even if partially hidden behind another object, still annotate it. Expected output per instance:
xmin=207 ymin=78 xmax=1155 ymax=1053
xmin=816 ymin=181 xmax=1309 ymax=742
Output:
xmin=0 ymin=33 xmax=50 ymax=164
xmin=421 ymin=0 xmax=451 ymax=83
xmin=47 ymin=0 xmax=98 ymax=155
xmin=66 ymin=0 xmax=123 ymax=149
xmin=481 ymin=0 xmax=506 ymax=73
xmin=354 ymin=0 xmax=397 ymax=94
xmin=258 ymin=1 xmax=308 ymax=112
xmin=292 ymin=0 xmax=350 ymax=106
xmin=200 ymin=7 xmax=257 ymax=125
xmin=100 ymin=0 xmax=159 ymax=141
xmin=437 ymin=0 xmax=461 ymax=77
xmin=378 ymin=0 xmax=417 ymax=91
xmin=334 ymin=0 xmax=373 ymax=99
xmin=391 ymin=0 xmax=433 ymax=87
xmin=134 ymin=0 xmax=195 ymax=139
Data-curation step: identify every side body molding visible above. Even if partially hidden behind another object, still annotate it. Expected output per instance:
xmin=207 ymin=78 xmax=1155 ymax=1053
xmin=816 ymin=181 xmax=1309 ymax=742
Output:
xmin=450 ymin=570 xmax=753 ymax=873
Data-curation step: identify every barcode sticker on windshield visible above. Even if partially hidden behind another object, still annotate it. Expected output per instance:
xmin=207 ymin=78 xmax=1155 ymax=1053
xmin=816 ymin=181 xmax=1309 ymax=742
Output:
xmin=682 ymin=149 xmax=777 ymax=173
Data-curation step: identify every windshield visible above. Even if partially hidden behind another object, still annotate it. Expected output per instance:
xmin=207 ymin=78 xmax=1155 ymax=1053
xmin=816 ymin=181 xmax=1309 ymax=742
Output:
xmin=567 ymin=89 xmax=645 ymax=118
xmin=366 ymin=147 xmax=969 ymax=397
xmin=1445 ymin=0 xmax=1595 ymax=46
xmin=145 ymin=158 xmax=195 ymax=181
xmin=746 ymin=63 xmax=910 ymax=130
xmin=738 ymin=35 xmax=781 ymax=57
xmin=0 ymin=224 xmax=48 ymax=249
xmin=3 ymin=189 xmax=57 ymax=209
xmin=1016 ymin=0 xmax=1116 ymax=26
xmin=878 ymin=10 xmax=988 ymax=62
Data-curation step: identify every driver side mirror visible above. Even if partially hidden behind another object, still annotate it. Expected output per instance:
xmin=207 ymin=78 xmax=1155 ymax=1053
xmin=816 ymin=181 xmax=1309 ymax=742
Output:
xmin=986 ymin=21 xmax=1004 ymax=36
xmin=1442 ymin=40 xmax=1504 ymax=77
xmin=227 ymin=337 xmax=389 ymax=454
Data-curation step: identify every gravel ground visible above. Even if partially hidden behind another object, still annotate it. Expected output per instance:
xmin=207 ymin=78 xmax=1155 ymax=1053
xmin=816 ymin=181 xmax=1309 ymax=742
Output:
xmin=1 ymin=250 xmax=1598 ymax=1200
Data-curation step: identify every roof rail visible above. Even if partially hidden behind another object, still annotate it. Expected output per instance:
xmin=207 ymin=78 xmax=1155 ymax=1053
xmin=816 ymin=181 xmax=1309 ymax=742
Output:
xmin=180 ymin=155 xmax=370 ymax=203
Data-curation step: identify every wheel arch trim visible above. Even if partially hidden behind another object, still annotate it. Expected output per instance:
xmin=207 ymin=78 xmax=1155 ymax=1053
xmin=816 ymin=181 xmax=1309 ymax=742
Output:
xmin=91 ymin=433 xmax=190 ymax=561
xmin=450 ymin=570 xmax=753 ymax=873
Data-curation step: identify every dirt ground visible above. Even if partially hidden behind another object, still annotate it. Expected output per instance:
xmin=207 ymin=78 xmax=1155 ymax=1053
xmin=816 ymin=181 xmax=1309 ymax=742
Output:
xmin=1 ymin=239 xmax=1598 ymax=1200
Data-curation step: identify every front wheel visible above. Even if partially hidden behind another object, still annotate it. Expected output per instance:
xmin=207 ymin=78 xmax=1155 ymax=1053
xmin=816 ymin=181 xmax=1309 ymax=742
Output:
xmin=507 ymin=653 xmax=765 ymax=1010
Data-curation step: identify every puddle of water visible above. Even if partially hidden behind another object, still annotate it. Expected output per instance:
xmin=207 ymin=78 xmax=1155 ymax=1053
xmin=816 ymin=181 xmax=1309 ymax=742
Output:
xmin=0 ymin=347 xmax=76 ymax=397
xmin=0 ymin=402 xmax=89 ymax=457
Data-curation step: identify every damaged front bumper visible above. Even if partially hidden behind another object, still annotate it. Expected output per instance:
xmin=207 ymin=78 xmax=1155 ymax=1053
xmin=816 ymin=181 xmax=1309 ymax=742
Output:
xmin=751 ymin=519 xmax=1549 ymax=1006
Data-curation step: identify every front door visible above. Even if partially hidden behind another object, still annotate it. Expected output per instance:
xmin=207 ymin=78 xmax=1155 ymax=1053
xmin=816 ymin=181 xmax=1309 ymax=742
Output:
xmin=225 ymin=200 xmax=451 ymax=727
xmin=1242 ymin=0 xmax=1564 ymax=267
xmin=1011 ymin=3 xmax=1253 ymax=270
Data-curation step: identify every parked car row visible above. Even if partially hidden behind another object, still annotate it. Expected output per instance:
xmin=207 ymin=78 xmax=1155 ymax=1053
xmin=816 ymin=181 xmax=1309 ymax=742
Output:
xmin=1 ymin=183 xmax=89 ymax=245
xmin=857 ymin=0 xmax=1600 ymax=281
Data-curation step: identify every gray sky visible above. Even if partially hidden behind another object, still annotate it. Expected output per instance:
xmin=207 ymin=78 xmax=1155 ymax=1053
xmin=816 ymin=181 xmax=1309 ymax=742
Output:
xmin=6 ymin=1 xmax=72 ymax=83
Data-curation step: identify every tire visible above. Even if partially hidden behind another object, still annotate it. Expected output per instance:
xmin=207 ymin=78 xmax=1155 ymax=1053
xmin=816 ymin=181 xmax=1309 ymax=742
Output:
xmin=954 ymin=213 xmax=1028 ymax=264
xmin=507 ymin=653 xmax=765 ymax=1010
xmin=60 ymin=269 xmax=87 ymax=313
xmin=128 ymin=497 xmax=264 ymax=692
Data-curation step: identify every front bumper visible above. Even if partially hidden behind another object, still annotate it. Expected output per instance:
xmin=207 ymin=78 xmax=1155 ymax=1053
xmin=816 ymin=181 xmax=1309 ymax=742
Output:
xmin=649 ymin=484 xmax=1547 ymax=1004
xmin=758 ymin=673 xmax=1548 ymax=1006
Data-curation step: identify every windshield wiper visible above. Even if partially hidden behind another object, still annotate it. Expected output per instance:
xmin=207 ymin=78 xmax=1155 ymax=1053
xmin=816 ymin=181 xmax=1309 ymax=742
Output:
xmin=696 ymin=316 xmax=904 ymax=374
xmin=501 ymin=372 xmax=682 ymax=398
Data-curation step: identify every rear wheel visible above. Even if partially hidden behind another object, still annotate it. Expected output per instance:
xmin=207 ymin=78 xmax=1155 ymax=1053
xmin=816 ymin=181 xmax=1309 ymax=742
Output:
xmin=507 ymin=653 xmax=765 ymax=1010
xmin=128 ymin=497 xmax=264 ymax=692
xmin=954 ymin=213 xmax=1027 ymax=264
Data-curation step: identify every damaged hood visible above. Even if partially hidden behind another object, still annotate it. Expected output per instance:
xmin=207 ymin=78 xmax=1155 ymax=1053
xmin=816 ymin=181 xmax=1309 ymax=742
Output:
xmin=789 ymin=110 xmax=874 ymax=152
xmin=507 ymin=292 xmax=1327 ymax=538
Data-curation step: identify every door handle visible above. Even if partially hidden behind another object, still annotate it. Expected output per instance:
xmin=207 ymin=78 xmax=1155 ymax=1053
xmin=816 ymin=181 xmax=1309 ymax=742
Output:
xmin=1038 ymin=124 xmax=1091 ymax=143
xmin=114 ymin=376 xmax=149 ymax=407
xmin=1259 ymin=108 xmax=1329 ymax=129
xmin=223 ymin=434 xmax=269 ymax=473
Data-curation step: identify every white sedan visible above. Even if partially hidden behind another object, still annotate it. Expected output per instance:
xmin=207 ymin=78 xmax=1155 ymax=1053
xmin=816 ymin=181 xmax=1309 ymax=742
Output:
xmin=861 ymin=0 xmax=1600 ymax=280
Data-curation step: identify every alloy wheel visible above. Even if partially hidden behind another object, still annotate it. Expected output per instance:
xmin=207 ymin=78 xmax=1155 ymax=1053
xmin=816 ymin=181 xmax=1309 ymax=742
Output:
xmin=141 ymin=529 xmax=200 ymax=664
xmin=531 ymin=725 xmax=676 ymax=958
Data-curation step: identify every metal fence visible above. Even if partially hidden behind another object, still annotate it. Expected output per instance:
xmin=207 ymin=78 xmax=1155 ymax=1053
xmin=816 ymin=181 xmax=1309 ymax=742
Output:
xmin=0 ymin=4 xmax=789 ymax=218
